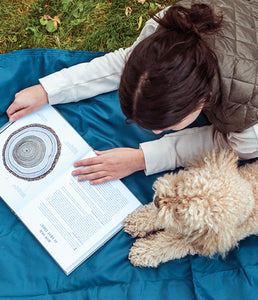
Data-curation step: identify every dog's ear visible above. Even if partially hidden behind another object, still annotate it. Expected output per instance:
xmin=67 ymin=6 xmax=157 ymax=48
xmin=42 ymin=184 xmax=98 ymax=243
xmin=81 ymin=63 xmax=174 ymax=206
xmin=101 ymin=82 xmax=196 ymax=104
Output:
xmin=153 ymin=172 xmax=185 ymax=230
xmin=153 ymin=172 xmax=179 ymax=201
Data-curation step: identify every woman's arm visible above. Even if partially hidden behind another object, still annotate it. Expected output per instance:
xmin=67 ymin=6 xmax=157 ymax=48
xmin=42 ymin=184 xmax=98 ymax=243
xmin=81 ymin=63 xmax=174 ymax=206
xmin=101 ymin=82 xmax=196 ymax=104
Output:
xmin=71 ymin=124 xmax=258 ymax=184
xmin=39 ymin=17 xmax=161 ymax=105
xmin=6 ymin=15 xmax=162 ymax=121
xmin=140 ymin=124 xmax=258 ymax=175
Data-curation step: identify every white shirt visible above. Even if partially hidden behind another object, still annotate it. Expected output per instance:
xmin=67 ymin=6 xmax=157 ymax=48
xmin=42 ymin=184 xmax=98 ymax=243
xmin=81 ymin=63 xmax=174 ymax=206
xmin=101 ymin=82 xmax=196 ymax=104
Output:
xmin=39 ymin=11 xmax=258 ymax=175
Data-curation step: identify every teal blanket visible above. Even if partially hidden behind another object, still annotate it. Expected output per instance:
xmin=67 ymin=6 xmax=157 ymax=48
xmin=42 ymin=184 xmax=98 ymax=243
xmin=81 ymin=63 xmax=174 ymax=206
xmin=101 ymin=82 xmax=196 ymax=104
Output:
xmin=0 ymin=49 xmax=257 ymax=299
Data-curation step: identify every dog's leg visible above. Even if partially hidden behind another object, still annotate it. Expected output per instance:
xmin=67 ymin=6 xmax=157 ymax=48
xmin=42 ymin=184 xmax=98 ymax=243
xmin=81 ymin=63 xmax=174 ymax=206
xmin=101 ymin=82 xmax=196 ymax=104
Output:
xmin=129 ymin=231 xmax=193 ymax=267
xmin=123 ymin=203 xmax=162 ymax=238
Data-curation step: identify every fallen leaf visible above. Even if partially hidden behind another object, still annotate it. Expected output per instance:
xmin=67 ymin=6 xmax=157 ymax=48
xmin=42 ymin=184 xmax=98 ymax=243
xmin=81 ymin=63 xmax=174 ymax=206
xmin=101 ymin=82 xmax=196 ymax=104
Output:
xmin=125 ymin=7 xmax=132 ymax=16
xmin=46 ymin=20 xmax=57 ymax=32
xmin=155 ymin=3 xmax=166 ymax=9
xmin=40 ymin=14 xmax=62 ymax=32
xmin=53 ymin=16 xmax=61 ymax=25
xmin=137 ymin=0 xmax=146 ymax=3
xmin=43 ymin=15 xmax=52 ymax=20
xmin=40 ymin=17 xmax=48 ymax=25
xmin=137 ymin=16 xmax=143 ymax=30
xmin=55 ymin=35 xmax=61 ymax=47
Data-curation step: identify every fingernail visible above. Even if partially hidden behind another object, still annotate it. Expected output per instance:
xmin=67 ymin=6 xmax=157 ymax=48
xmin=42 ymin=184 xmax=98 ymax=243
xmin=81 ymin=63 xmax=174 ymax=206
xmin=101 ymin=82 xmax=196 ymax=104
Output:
xmin=72 ymin=171 xmax=76 ymax=176
xmin=74 ymin=163 xmax=78 ymax=167
xmin=10 ymin=116 xmax=16 ymax=122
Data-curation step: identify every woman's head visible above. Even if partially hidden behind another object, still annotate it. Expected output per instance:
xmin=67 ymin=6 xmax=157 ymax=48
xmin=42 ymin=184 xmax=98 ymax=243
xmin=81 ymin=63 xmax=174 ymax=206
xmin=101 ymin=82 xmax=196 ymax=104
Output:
xmin=119 ymin=3 xmax=222 ymax=131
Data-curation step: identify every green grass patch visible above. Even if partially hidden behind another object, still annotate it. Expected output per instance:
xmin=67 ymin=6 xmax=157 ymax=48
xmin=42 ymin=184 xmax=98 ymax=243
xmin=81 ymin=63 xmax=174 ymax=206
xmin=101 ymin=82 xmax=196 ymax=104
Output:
xmin=0 ymin=0 xmax=178 ymax=53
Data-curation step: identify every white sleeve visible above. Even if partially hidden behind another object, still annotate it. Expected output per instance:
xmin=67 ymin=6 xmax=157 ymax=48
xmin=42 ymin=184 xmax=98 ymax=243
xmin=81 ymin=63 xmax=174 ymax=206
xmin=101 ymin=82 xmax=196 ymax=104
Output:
xmin=227 ymin=124 xmax=258 ymax=160
xmin=39 ymin=18 xmax=160 ymax=105
xmin=140 ymin=124 xmax=258 ymax=175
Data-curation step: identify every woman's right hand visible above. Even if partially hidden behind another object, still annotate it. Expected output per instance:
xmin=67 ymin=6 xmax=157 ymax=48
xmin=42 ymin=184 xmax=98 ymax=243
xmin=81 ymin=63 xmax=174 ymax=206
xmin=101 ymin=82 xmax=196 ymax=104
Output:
xmin=6 ymin=84 xmax=49 ymax=122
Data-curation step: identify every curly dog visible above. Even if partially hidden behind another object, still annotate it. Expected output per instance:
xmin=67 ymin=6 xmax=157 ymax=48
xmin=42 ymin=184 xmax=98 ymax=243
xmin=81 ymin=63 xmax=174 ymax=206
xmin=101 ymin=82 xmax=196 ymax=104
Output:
xmin=123 ymin=150 xmax=258 ymax=267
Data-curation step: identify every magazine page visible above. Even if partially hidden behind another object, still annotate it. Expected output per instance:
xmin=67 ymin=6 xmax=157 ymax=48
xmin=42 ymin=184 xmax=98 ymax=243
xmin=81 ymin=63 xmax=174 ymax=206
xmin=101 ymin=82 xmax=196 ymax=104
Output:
xmin=0 ymin=104 xmax=142 ymax=274
xmin=18 ymin=164 xmax=142 ymax=275
xmin=0 ymin=104 xmax=91 ymax=211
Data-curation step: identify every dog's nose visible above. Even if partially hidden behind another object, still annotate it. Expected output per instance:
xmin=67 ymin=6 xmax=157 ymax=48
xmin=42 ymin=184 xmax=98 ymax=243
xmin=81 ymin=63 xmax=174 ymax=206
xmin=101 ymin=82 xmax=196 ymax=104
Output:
xmin=154 ymin=196 xmax=161 ymax=208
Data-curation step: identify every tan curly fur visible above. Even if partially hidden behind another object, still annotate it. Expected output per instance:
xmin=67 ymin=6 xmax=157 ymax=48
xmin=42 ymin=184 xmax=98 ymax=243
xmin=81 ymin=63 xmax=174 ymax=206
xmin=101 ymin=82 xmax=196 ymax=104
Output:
xmin=123 ymin=150 xmax=258 ymax=267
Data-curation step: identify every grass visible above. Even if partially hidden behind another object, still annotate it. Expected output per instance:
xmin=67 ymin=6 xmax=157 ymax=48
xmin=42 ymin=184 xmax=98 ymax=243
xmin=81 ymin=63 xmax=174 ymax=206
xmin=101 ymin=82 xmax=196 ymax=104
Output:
xmin=0 ymin=0 xmax=178 ymax=54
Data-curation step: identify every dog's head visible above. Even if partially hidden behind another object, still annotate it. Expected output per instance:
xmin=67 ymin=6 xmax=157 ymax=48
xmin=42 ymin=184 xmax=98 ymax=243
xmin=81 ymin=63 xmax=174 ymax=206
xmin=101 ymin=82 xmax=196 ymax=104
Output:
xmin=153 ymin=150 xmax=255 ymax=256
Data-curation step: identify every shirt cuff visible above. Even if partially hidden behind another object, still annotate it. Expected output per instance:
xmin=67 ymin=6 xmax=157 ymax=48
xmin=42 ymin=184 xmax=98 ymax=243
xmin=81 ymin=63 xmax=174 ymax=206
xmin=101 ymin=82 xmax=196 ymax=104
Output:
xmin=39 ymin=67 xmax=84 ymax=106
xmin=140 ymin=138 xmax=174 ymax=176
xmin=39 ymin=71 xmax=67 ymax=105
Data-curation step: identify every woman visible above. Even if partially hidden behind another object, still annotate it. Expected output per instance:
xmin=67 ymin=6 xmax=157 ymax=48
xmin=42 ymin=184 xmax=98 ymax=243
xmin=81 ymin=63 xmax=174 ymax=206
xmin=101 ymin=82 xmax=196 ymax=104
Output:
xmin=6 ymin=0 xmax=258 ymax=184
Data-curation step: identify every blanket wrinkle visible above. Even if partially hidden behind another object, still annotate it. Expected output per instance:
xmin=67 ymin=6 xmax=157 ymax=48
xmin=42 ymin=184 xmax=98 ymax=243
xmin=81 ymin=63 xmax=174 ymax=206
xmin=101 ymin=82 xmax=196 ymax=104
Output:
xmin=189 ymin=256 xmax=198 ymax=300
xmin=238 ymin=267 xmax=254 ymax=287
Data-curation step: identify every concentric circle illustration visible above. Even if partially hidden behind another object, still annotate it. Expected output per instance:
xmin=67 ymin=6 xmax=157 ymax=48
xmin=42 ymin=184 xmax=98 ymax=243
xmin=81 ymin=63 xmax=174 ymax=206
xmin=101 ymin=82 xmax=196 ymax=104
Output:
xmin=2 ymin=124 xmax=61 ymax=181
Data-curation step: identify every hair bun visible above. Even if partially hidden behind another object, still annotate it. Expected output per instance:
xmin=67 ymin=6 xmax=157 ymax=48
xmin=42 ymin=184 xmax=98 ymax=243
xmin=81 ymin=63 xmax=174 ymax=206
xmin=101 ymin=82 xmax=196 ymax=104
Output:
xmin=152 ymin=3 xmax=222 ymax=36
xmin=189 ymin=4 xmax=223 ymax=34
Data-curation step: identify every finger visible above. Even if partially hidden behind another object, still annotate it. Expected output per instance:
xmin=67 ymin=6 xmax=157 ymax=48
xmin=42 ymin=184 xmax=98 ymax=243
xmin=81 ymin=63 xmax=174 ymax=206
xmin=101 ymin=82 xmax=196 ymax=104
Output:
xmin=8 ymin=108 xmax=31 ymax=122
xmin=72 ymin=164 xmax=104 ymax=176
xmin=74 ymin=156 xmax=102 ymax=167
xmin=6 ymin=101 xmax=24 ymax=117
xmin=77 ymin=171 xmax=108 ymax=182
xmin=90 ymin=176 xmax=113 ymax=185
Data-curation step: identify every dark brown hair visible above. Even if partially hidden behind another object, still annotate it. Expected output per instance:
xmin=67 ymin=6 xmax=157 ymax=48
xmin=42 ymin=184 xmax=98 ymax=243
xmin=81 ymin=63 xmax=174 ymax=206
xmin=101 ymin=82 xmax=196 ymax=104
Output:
xmin=119 ymin=3 xmax=223 ymax=130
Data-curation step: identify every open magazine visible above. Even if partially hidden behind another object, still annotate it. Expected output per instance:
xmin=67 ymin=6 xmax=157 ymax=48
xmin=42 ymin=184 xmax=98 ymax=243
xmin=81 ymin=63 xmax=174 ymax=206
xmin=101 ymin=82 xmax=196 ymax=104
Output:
xmin=0 ymin=104 xmax=142 ymax=275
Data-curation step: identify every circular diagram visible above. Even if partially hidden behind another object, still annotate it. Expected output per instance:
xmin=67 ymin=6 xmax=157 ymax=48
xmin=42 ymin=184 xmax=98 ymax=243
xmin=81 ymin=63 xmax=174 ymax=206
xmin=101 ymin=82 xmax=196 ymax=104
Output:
xmin=2 ymin=124 xmax=61 ymax=181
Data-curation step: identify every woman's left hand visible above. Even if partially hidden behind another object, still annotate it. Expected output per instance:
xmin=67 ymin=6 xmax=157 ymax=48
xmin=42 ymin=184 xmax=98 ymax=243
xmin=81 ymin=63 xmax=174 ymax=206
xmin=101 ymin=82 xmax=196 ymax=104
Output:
xmin=72 ymin=147 xmax=146 ymax=185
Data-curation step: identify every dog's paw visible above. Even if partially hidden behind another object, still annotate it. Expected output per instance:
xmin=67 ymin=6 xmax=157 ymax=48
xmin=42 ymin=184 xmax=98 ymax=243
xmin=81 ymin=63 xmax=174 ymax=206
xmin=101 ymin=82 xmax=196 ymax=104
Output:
xmin=128 ymin=237 xmax=160 ymax=268
xmin=123 ymin=214 xmax=148 ymax=238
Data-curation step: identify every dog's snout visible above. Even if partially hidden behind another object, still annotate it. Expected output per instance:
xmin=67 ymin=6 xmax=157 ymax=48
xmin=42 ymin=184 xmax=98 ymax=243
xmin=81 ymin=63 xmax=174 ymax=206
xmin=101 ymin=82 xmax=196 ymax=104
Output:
xmin=154 ymin=196 xmax=161 ymax=208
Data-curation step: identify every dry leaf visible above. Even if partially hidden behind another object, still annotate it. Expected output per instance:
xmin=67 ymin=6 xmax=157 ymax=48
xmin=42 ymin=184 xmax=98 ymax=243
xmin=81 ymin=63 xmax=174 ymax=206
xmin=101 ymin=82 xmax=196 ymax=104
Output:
xmin=155 ymin=3 xmax=166 ymax=9
xmin=137 ymin=0 xmax=146 ymax=4
xmin=125 ymin=7 xmax=132 ymax=16
xmin=53 ymin=16 xmax=61 ymax=25
xmin=41 ymin=13 xmax=62 ymax=32
xmin=137 ymin=16 xmax=143 ymax=30
xmin=43 ymin=15 xmax=52 ymax=20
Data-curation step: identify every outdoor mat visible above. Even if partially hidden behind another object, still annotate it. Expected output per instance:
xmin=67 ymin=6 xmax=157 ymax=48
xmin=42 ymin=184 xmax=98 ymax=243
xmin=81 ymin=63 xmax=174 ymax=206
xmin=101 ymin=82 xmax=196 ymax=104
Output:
xmin=0 ymin=49 xmax=257 ymax=299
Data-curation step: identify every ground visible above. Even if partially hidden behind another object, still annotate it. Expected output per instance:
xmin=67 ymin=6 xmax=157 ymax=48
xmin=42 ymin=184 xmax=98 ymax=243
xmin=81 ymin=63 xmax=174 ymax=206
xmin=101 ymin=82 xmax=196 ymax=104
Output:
xmin=0 ymin=0 xmax=178 ymax=53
